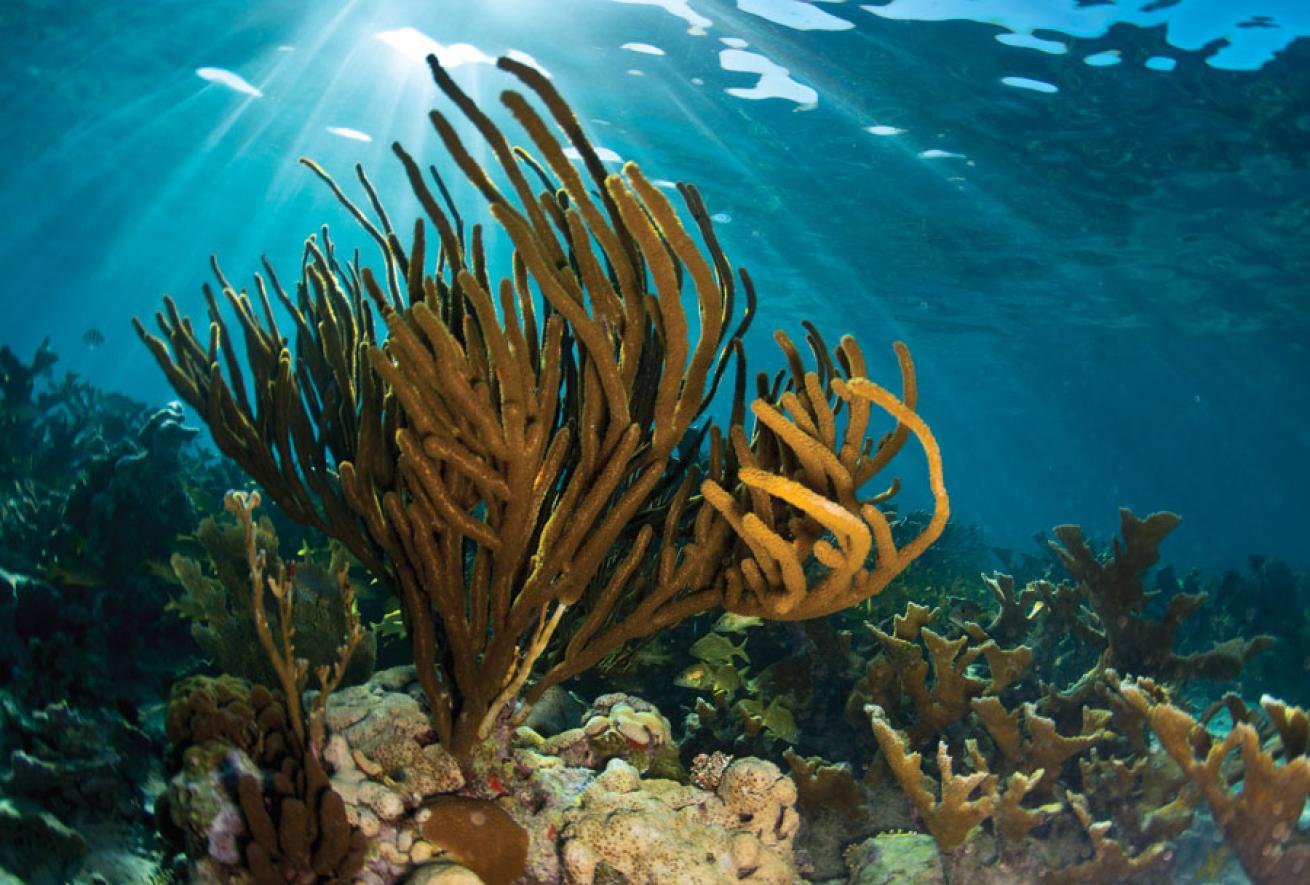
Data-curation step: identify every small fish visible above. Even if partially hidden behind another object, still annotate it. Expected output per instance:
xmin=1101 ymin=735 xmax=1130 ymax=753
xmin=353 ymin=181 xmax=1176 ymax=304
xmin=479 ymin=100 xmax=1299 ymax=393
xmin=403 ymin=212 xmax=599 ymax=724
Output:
xmin=739 ymin=696 xmax=799 ymax=744
xmin=675 ymin=662 xmax=747 ymax=696
xmin=631 ymin=638 xmax=676 ymax=668
xmin=713 ymin=663 xmax=746 ymax=695
xmin=946 ymin=596 xmax=983 ymax=623
xmin=713 ymin=612 xmax=763 ymax=634
xmin=373 ymin=608 xmax=407 ymax=638
xmin=82 ymin=328 xmax=105 ymax=348
xmin=1026 ymin=600 xmax=1046 ymax=619
xmin=689 ymin=633 xmax=748 ymax=668
xmin=675 ymin=662 xmax=711 ymax=690
xmin=563 ymin=145 xmax=622 ymax=164
xmin=40 ymin=557 xmax=103 ymax=588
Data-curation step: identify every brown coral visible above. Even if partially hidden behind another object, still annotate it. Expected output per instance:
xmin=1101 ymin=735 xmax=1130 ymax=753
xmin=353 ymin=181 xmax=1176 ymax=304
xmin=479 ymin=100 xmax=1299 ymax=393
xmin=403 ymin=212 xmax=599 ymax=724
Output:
xmin=868 ymin=707 xmax=1000 ymax=851
xmin=136 ymin=52 xmax=949 ymax=761
xmin=419 ymin=796 xmax=529 ymax=885
xmin=1049 ymin=509 xmax=1273 ymax=682
xmin=849 ymin=603 xmax=1032 ymax=746
xmin=1038 ymin=792 xmax=1172 ymax=883
xmin=1121 ymin=681 xmax=1310 ymax=884
xmin=237 ymin=749 xmax=368 ymax=884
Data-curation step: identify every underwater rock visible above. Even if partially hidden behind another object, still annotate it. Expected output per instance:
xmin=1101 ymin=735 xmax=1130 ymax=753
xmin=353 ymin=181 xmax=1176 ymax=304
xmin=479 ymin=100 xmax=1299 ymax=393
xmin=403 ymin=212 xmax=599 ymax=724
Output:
xmin=715 ymin=757 xmax=801 ymax=851
xmin=844 ymin=831 xmax=945 ymax=885
xmin=406 ymin=862 xmax=485 ymax=884
xmin=160 ymin=742 xmax=252 ymax=868
xmin=520 ymin=685 xmax=584 ymax=737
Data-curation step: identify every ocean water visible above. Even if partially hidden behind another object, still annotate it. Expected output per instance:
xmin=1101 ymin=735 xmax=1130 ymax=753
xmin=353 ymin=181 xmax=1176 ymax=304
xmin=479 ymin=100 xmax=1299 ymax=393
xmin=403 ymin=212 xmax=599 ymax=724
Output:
xmin=3 ymin=0 xmax=1307 ymax=570
xmin=1 ymin=1 xmax=1308 ymax=883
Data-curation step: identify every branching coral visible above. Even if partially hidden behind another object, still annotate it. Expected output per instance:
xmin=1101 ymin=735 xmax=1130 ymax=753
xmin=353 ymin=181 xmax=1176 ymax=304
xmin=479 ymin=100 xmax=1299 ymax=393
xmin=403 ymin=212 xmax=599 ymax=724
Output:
xmin=1050 ymin=509 xmax=1273 ymax=681
xmin=870 ymin=697 xmax=1178 ymax=879
xmin=1039 ymin=792 xmax=1172 ymax=883
xmin=847 ymin=602 xmax=1031 ymax=746
xmin=136 ymin=55 xmax=947 ymax=759
xmin=868 ymin=705 xmax=1048 ymax=852
xmin=972 ymin=697 xmax=1110 ymax=795
xmin=1121 ymin=681 xmax=1310 ymax=884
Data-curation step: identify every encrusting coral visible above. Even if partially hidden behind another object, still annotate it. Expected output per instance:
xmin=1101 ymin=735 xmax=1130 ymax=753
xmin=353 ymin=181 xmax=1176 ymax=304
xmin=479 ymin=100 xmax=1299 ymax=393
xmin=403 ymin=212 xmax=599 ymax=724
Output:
xmin=558 ymin=755 xmax=799 ymax=883
xmin=135 ymin=53 xmax=948 ymax=759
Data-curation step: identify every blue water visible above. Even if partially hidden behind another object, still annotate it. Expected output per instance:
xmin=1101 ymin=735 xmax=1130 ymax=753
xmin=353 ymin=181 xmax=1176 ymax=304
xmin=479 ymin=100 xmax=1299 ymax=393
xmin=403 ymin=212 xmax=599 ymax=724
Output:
xmin=2 ymin=0 xmax=1307 ymax=571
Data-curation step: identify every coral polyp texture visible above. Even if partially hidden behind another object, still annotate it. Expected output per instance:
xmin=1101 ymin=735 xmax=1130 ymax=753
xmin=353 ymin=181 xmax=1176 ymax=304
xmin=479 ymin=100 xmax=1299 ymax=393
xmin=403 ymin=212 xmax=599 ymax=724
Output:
xmin=135 ymin=53 xmax=947 ymax=760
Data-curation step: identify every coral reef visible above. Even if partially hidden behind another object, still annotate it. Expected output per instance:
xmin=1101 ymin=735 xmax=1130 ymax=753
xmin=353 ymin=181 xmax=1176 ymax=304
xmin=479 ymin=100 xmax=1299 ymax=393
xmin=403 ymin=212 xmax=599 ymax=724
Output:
xmin=136 ymin=52 xmax=947 ymax=760
xmin=163 ymin=665 xmax=803 ymax=884
xmin=3 ymin=18 xmax=1295 ymax=885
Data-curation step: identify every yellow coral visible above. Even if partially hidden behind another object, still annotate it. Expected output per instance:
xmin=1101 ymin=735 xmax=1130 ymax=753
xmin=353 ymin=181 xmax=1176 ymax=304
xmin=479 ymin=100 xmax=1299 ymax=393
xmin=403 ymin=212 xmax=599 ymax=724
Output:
xmin=1121 ymin=682 xmax=1310 ymax=884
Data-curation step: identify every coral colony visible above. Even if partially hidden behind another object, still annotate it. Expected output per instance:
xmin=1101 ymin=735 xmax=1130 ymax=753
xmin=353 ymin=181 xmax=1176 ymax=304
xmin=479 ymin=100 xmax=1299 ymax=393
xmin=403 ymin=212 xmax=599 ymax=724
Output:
xmin=4 ymin=50 xmax=1304 ymax=885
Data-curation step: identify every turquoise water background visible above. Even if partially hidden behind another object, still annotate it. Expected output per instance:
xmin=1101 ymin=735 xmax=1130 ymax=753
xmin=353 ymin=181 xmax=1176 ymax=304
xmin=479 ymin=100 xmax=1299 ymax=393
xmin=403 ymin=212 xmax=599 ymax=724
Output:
xmin=1 ymin=0 xmax=1306 ymax=571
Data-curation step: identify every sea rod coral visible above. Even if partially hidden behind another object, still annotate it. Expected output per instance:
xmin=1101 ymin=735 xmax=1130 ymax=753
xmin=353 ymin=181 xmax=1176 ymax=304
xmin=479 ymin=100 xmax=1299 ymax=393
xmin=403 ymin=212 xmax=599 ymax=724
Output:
xmin=135 ymin=54 xmax=948 ymax=760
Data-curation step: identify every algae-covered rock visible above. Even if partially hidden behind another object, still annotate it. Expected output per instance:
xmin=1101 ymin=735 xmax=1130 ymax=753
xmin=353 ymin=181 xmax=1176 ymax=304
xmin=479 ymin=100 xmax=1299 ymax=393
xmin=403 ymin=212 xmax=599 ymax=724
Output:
xmin=844 ymin=832 xmax=945 ymax=885
xmin=407 ymin=862 xmax=486 ymax=884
